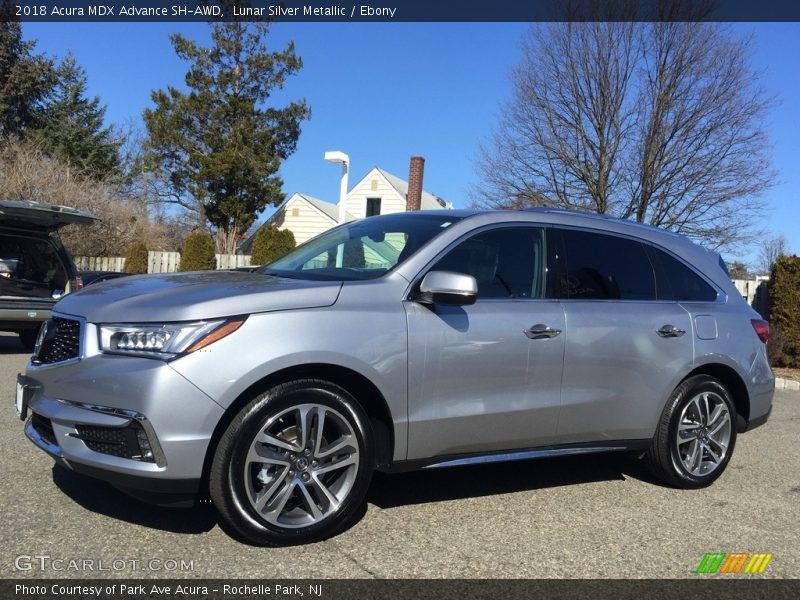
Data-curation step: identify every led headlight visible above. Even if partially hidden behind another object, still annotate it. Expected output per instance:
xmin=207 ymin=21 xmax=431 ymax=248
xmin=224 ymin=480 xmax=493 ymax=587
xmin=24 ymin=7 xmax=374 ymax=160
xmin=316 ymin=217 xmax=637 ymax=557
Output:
xmin=99 ymin=317 xmax=246 ymax=359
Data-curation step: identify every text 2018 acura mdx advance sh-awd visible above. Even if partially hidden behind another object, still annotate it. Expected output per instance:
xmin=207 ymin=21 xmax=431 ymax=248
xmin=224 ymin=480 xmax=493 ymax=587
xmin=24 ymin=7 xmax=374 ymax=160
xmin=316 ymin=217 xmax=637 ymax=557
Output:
xmin=17 ymin=209 xmax=773 ymax=545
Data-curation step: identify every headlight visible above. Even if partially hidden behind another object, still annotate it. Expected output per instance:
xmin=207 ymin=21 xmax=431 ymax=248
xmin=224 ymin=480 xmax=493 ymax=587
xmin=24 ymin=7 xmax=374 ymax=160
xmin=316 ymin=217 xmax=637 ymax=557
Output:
xmin=99 ymin=317 xmax=246 ymax=360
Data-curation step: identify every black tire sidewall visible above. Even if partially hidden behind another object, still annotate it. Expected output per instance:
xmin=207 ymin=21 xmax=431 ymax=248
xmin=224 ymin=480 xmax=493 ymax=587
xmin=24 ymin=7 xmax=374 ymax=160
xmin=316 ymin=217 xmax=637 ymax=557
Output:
xmin=666 ymin=377 xmax=737 ymax=487
xmin=213 ymin=381 xmax=374 ymax=545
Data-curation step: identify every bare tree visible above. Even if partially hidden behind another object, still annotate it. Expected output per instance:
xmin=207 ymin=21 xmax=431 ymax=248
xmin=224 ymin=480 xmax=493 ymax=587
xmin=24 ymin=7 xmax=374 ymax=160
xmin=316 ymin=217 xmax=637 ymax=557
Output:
xmin=727 ymin=261 xmax=750 ymax=280
xmin=477 ymin=18 xmax=638 ymax=214
xmin=0 ymin=140 xmax=179 ymax=255
xmin=758 ymin=234 xmax=788 ymax=275
xmin=475 ymin=2 xmax=776 ymax=251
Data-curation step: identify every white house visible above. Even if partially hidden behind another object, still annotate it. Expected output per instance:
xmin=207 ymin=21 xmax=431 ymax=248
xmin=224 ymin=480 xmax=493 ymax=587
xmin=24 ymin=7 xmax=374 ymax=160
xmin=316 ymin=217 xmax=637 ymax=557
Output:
xmin=239 ymin=156 xmax=450 ymax=254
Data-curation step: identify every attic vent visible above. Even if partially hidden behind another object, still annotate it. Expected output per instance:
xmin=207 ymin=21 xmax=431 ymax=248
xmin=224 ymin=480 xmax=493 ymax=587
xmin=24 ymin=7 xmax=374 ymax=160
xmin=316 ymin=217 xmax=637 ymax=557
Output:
xmin=371 ymin=178 xmax=378 ymax=191
xmin=291 ymin=207 xmax=299 ymax=217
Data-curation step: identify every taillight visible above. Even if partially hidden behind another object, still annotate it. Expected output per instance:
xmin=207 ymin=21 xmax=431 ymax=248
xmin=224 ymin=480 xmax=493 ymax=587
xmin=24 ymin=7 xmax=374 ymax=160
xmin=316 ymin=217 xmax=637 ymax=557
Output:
xmin=751 ymin=319 xmax=769 ymax=343
xmin=74 ymin=277 xmax=83 ymax=290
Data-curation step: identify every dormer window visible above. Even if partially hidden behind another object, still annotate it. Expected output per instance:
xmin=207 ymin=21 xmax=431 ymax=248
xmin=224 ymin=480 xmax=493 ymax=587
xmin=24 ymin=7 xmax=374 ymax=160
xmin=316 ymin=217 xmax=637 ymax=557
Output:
xmin=366 ymin=197 xmax=381 ymax=217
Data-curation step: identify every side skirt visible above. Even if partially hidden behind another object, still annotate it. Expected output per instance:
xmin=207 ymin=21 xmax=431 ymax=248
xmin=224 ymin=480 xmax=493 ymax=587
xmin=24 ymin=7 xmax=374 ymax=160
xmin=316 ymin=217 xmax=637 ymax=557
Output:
xmin=382 ymin=440 xmax=651 ymax=473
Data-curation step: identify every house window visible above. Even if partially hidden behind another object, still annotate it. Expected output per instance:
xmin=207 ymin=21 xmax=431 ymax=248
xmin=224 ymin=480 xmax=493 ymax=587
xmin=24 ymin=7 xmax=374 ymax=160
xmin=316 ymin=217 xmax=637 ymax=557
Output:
xmin=366 ymin=197 xmax=382 ymax=217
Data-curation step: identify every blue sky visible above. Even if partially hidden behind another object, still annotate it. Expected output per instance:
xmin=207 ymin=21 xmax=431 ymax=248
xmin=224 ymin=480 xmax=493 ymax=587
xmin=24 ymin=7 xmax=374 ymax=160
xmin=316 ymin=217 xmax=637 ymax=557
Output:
xmin=22 ymin=22 xmax=800 ymax=265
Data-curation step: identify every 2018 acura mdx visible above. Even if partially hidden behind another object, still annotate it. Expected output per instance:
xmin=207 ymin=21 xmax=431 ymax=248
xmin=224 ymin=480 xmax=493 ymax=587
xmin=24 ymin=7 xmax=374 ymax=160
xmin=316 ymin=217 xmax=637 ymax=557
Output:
xmin=17 ymin=209 xmax=773 ymax=545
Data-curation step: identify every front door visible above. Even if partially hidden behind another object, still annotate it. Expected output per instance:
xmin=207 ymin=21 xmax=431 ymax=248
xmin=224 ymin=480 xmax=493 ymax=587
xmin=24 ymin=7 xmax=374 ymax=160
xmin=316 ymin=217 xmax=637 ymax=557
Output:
xmin=405 ymin=226 xmax=565 ymax=459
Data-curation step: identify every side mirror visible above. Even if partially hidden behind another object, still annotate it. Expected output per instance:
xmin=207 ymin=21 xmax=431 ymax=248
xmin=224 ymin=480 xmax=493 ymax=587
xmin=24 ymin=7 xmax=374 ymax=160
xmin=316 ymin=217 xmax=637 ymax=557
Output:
xmin=417 ymin=271 xmax=478 ymax=306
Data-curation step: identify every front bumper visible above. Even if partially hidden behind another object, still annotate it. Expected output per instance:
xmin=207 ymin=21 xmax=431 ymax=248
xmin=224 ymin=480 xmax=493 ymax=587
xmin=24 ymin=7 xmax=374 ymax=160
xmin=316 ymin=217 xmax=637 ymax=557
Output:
xmin=22 ymin=352 xmax=225 ymax=505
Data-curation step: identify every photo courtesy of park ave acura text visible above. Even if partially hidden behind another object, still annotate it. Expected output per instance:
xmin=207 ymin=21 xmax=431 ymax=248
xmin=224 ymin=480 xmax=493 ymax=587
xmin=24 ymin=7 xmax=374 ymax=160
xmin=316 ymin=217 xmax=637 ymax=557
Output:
xmin=1 ymin=0 xmax=799 ymax=595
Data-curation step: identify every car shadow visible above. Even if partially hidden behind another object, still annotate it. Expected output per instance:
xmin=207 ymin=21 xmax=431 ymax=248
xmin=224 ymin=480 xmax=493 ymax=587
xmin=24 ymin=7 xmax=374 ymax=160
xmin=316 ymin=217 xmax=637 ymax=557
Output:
xmin=50 ymin=452 xmax=655 ymax=541
xmin=51 ymin=465 xmax=217 ymax=534
xmin=368 ymin=452 xmax=649 ymax=508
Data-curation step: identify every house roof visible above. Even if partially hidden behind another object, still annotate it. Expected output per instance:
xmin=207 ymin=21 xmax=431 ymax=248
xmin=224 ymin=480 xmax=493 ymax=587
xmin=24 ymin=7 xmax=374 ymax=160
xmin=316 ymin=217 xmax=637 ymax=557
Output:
xmin=374 ymin=168 xmax=450 ymax=210
xmin=237 ymin=192 xmax=352 ymax=254
xmin=237 ymin=169 xmax=451 ymax=254
xmin=296 ymin=193 xmax=339 ymax=222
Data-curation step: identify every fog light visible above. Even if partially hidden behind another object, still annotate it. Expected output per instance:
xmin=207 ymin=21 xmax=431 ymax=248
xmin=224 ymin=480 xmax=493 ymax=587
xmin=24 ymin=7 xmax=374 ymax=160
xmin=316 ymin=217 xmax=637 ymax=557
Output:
xmin=72 ymin=421 xmax=156 ymax=463
xmin=135 ymin=427 xmax=154 ymax=461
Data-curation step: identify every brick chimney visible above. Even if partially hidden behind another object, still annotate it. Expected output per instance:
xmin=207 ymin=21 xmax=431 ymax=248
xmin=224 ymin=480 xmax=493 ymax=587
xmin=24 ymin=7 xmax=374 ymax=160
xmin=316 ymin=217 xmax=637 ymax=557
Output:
xmin=406 ymin=156 xmax=425 ymax=212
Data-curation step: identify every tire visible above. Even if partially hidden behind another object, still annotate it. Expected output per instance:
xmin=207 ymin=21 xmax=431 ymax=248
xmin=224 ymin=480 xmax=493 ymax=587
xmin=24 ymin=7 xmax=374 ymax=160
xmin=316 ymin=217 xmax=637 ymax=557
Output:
xmin=646 ymin=375 xmax=737 ymax=489
xmin=18 ymin=329 xmax=38 ymax=352
xmin=209 ymin=379 xmax=374 ymax=546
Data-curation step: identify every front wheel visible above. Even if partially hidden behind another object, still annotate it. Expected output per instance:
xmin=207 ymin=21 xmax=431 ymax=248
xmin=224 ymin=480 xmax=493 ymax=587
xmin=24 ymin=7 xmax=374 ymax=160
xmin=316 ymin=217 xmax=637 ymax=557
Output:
xmin=645 ymin=375 xmax=737 ymax=489
xmin=209 ymin=379 xmax=374 ymax=545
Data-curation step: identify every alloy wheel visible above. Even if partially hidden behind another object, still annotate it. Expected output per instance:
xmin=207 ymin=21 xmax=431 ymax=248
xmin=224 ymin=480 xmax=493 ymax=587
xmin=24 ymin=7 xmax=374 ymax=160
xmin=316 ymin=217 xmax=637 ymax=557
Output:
xmin=243 ymin=403 xmax=360 ymax=528
xmin=674 ymin=391 xmax=732 ymax=477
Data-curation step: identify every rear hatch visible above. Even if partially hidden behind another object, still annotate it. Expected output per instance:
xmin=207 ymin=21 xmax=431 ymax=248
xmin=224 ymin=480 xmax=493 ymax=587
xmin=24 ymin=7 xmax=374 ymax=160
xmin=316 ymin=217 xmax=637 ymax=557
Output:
xmin=1 ymin=200 xmax=96 ymax=305
xmin=0 ymin=199 xmax=96 ymax=230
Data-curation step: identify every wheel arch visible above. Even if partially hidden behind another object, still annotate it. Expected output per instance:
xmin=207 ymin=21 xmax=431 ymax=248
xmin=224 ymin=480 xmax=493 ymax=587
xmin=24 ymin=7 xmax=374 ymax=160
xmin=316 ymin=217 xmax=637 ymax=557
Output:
xmin=200 ymin=363 xmax=395 ymax=495
xmin=681 ymin=363 xmax=750 ymax=430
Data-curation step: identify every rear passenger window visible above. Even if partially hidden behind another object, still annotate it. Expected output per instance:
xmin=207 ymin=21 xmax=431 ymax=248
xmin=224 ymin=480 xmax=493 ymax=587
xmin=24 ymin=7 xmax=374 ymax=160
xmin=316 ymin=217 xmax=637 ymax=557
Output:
xmin=647 ymin=246 xmax=718 ymax=302
xmin=551 ymin=229 xmax=656 ymax=300
xmin=433 ymin=227 xmax=545 ymax=299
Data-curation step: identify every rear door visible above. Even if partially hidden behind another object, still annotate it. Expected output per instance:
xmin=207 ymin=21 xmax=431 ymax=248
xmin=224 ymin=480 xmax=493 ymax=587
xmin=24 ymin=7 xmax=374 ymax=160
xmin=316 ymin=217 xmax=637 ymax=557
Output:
xmin=549 ymin=228 xmax=694 ymax=443
xmin=405 ymin=225 xmax=565 ymax=459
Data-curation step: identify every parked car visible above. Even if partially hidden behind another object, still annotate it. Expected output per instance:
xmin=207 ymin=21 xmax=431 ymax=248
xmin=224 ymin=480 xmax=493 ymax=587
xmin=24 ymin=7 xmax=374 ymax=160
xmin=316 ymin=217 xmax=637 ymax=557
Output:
xmin=17 ymin=209 xmax=773 ymax=546
xmin=1 ymin=200 xmax=94 ymax=350
xmin=79 ymin=271 xmax=130 ymax=287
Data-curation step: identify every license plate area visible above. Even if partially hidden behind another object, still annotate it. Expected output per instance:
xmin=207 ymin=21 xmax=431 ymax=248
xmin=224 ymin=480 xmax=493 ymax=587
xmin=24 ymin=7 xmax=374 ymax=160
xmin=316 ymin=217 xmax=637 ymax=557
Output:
xmin=15 ymin=374 xmax=31 ymax=421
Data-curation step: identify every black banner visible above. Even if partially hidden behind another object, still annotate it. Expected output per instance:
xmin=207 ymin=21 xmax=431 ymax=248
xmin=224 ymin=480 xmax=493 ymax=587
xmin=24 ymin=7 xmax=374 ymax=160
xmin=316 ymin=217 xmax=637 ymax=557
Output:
xmin=2 ymin=0 xmax=800 ymax=23
xmin=4 ymin=579 xmax=800 ymax=600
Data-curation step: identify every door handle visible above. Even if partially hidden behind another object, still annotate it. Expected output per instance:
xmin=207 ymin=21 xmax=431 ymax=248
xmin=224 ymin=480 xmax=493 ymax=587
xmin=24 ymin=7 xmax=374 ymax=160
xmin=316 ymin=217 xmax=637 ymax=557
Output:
xmin=524 ymin=324 xmax=562 ymax=339
xmin=656 ymin=324 xmax=686 ymax=338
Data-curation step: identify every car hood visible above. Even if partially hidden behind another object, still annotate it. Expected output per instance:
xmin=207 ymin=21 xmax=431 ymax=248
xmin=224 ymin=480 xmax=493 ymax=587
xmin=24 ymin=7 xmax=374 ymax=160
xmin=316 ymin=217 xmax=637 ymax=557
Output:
xmin=54 ymin=270 xmax=342 ymax=322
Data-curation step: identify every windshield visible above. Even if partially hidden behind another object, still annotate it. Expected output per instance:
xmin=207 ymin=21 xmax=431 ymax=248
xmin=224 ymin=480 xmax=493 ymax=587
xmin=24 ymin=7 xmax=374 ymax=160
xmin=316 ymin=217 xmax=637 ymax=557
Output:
xmin=260 ymin=213 xmax=461 ymax=281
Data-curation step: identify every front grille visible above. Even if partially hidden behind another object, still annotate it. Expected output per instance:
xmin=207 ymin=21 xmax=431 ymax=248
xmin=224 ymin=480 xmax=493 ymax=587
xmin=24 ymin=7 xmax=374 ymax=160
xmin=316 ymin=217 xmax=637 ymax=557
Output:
xmin=31 ymin=413 xmax=57 ymax=447
xmin=74 ymin=421 xmax=153 ymax=462
xmin=33 ymin=317 xmax=81 ymax=364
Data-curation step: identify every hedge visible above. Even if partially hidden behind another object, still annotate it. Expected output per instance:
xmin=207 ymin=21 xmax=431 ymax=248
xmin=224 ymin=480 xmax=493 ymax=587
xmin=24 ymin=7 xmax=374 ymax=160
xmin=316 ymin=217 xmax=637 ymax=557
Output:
xmin=123 ymin=242 xmax=148 ymax=274
xmin=251 ymin=226 xmax=296 ymax=266
xmin=768 ymin=255 xmax=800 ymax=367
xmin=179 ymin=231 xmax=217 ymax=272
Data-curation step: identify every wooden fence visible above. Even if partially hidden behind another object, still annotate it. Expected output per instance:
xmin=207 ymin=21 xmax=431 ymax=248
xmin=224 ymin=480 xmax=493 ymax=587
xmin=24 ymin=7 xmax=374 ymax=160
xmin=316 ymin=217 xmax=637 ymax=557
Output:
xmin=76 ymin=252 xmax=253 ymax=274
xmin=732 ymin=277 xmax=769 ymax=318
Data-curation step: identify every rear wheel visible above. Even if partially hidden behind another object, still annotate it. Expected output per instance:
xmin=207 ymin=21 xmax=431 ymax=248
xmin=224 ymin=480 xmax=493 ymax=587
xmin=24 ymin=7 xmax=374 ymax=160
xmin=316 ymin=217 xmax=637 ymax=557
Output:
xmin=646 ymin=375 xmax=737 ymax=488
xmin=210 ymin=379 xmax=374 ymax=545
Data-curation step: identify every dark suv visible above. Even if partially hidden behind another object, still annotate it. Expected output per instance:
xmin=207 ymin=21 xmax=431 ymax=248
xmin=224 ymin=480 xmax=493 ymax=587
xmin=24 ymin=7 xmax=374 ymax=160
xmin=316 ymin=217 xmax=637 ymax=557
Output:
xmin=0 ymin=200 xmax=94 ymax=349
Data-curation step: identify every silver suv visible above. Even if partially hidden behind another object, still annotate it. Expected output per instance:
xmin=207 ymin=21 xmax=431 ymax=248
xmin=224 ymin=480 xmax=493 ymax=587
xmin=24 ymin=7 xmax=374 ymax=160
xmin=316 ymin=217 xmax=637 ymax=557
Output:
xmin=17 ymin=209 xmax=774 ymax=545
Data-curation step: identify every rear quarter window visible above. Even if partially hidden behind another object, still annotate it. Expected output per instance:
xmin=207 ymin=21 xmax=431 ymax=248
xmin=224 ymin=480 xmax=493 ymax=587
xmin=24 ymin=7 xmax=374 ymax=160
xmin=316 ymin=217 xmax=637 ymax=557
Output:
xmin=646 ymin=246 xmax=718 ymax=302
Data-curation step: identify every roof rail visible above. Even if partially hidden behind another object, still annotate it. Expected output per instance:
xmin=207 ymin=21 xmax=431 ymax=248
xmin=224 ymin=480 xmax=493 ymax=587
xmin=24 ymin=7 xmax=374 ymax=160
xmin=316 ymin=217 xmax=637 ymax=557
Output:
xmin=520 ymin=206 xmax=686 ymax=239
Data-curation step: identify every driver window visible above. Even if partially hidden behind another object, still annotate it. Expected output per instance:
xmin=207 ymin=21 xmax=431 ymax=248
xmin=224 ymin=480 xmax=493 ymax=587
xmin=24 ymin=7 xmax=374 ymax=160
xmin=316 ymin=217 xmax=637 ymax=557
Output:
xmin=432 ymin=227 xmax=545 ymax=299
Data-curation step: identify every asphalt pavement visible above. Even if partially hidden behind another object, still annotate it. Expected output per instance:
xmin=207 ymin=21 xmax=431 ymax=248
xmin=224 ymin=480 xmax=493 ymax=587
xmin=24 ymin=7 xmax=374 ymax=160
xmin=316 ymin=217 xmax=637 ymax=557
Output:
xmin=1 ymin=332 xmax=798 ymax=579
